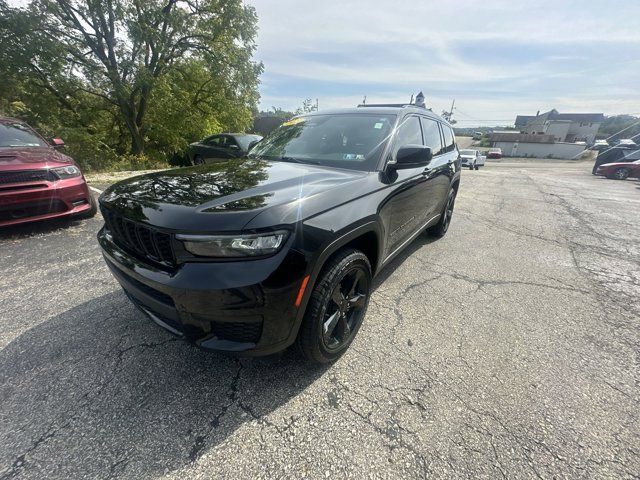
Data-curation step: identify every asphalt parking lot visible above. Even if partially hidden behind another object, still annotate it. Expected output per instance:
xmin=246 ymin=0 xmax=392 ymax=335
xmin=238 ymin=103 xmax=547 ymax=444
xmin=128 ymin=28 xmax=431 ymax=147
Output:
xmin=1 ymin=160 xmax=638 ymax=479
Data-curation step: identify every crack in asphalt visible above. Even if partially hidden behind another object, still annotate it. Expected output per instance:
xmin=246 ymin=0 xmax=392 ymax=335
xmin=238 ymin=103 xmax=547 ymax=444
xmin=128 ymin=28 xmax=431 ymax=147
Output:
xmin=1 ymin=329 xmax=179 ymax=480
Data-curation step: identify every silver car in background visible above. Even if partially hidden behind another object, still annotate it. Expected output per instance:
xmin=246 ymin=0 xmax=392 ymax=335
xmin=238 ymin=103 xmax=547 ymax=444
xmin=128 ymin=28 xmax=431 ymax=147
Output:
xmin=459 ymin=149 xmax=486 ymax=170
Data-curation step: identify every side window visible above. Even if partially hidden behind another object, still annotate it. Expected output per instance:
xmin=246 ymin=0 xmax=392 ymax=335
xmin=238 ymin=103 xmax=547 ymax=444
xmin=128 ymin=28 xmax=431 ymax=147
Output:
xmin=204 ymin=135 xmax=221 ymax=146
xmin=421 ymin=117 xmax=443 ymax=156
xmin=221 ymin=136 xmax=239 ymax=148
xmin=394 ymin=116 xmax=423 ymax=154
xmin=442 ymin=126 xmax=455 ymax=153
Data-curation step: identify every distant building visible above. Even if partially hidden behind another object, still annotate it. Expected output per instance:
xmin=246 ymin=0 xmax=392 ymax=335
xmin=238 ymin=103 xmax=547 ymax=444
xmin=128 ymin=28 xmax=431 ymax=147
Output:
xmin=490 ymin=109 xmax=605 ymax=159
xmin=516 ymin=109 xmax=604 ymax=144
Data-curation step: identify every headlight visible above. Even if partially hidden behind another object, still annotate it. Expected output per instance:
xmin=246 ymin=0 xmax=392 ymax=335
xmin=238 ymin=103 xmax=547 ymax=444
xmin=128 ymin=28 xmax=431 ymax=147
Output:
xmin=176 ymin=231 xmax=289 ymax=258
xmin=52 ymin=165 xmax=81 ymax=179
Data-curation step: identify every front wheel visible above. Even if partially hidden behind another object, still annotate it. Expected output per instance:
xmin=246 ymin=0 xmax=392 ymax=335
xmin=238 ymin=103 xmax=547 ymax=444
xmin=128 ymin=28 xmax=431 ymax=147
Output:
xmin=192 ymin=155 xmax=204 ymax=166
xmin=428 ymin=187 xmax=457 ymax=238
xmin=474 ymin=165 xmax=479 ymax=170
xmin=297 ymin=249 xmax=372 ymax=364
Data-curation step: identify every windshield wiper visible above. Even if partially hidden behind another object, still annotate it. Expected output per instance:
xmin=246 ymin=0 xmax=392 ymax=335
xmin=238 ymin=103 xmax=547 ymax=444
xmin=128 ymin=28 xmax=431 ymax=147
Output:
xmin=250 ymin=154 xmax=320 ymax=165
xmin=278 ymin=156 xmax=320 ymax=165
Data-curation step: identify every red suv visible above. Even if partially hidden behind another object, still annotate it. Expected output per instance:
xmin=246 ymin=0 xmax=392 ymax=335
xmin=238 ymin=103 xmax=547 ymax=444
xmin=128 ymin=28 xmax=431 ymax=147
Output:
xmin=0 ymin=117 xmax=95 ymax=227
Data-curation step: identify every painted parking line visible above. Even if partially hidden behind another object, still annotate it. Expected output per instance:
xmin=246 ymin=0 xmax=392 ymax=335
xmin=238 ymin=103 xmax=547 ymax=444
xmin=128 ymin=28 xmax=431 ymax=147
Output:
xmin=89 ymin=186 xmax=103 ymax=194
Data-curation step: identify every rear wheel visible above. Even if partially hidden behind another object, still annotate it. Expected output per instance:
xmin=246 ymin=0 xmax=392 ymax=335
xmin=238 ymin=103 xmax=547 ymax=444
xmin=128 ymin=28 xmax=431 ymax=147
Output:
xmin=297 ymin=249 xmax=371 ymax=364
xmin=610 ymin=168 xmax=630 ymax=180
xmin=428 ymin=187 xmax=456 ymax=237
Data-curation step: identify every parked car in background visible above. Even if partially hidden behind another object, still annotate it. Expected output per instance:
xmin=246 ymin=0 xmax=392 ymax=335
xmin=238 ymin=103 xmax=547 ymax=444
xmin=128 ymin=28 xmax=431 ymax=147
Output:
xmin=609 ymin=138 xmax=637 ymax=148
xmin=487 ymin=147 xmax=502 ymax=159
xmin=187 ymin=133 xmax=262 ymax=165
xmin=596 ymin=157 xmax=640 ymax=180
xmin=0 ymin=117 xmax=95 ymax=227
xmin=98 ymin=105 xmax=461 ymax=364
xmin=590 ymin=140 xmax=609 ymax=151
xmin=472 ymin=131 xmax=482 ymax=140
xmin=459 ymin=149 xmax=486 ymax=170
xmin=592 ymin=143 xmax=639 ymax=174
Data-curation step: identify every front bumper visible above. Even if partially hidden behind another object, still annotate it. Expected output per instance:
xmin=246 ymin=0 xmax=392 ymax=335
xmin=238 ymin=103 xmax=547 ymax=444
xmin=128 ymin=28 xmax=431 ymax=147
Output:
xmin=0 ymin=175 xmax=92 ymax=227
xmin=97 ymin=227 xmax=308 ymax=355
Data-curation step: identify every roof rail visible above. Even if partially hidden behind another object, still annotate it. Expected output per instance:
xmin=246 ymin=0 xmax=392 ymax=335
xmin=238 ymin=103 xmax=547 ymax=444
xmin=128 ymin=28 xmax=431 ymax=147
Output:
xmin=357 ymin=103 xmax=426 ymax=109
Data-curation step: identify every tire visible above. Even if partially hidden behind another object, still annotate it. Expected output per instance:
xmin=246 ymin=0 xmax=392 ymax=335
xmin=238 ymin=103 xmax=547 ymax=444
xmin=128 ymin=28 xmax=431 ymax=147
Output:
xmin=469 ymin=165 xmax=474 ymax=170
xmin=474 ymin=165 xmax=479 ymax=170
xmin=611 ymin=168 xmax=630 ymax=180
xmin=428 ymin=187 xmax=457 ymax=238
xmin=297 ymin=249 xmax=372 ymax=365
xmin=192 ymin=155 xmax=204 ymax=166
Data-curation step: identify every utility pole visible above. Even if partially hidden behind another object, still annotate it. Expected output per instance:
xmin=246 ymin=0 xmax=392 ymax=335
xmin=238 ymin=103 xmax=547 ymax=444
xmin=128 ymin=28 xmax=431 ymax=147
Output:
xmin=442 ymin=99 xmax=456 ymax=124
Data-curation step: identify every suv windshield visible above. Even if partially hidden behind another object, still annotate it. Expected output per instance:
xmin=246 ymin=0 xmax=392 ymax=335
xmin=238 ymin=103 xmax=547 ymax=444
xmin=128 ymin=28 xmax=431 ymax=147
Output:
xmin=459 ymin=149 xmax=475 ymax=155
xmin=249 ymin=114 xmax=395 ymax=171
xmin=0 ymin=122 xmax=47 ymax=148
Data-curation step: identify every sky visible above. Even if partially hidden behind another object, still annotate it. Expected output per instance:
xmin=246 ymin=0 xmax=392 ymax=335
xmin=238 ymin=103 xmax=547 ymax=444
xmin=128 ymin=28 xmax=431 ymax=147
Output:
xmin=250 ymin=0 xmax=640 ymax=126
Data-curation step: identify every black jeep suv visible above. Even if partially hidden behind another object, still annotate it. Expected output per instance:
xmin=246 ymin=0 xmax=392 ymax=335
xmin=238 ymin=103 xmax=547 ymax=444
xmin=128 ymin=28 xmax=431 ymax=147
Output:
xmin=98 ymin=105 xmax=461 ymax=364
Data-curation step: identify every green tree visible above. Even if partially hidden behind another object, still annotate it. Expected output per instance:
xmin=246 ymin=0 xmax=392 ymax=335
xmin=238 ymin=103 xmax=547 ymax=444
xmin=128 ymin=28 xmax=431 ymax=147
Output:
xmin=597 ymin=115 xmax=640 ymax=142
xmin=0 ymin=0 xmax=262 ymax=158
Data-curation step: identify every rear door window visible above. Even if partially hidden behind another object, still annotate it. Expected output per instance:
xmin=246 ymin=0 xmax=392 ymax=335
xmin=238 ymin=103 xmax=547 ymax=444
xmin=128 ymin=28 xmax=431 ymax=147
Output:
xmin=421 ymin=118 xmax=444 ymax=156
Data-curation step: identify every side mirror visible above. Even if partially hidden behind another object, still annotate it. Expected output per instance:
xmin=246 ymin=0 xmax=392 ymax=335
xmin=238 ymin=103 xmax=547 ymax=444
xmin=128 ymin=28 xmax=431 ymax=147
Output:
xmin=390 ymin=145 xmax=432 ymax=170
xmin=51 ymin=138 xmax=65 ymax=149
xmin=228 ymin=143 xmax=240 ymax=150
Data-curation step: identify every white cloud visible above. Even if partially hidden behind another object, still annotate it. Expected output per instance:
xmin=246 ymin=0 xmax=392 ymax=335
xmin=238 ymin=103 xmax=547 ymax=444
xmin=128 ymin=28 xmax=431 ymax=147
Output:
xmin=250 ymin=0 xmax=640 ymax=123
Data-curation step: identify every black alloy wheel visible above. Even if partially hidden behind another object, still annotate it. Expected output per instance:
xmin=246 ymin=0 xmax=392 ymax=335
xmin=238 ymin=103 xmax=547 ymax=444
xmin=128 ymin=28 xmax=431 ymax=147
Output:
xmin=193 ymin=155 xmax=204 ymax=165
xmin=322 ymin=268 xmax=368 ymax=351
xmin=297 ymin=249 xmax=372 ymax=364
xmin=428 ymin=187 xmax=456 ymax=237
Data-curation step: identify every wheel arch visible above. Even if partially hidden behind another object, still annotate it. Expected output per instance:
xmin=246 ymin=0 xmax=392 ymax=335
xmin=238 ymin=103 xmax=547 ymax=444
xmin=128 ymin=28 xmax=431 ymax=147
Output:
xmin=288 ymin=221 xmax=383 ymax=344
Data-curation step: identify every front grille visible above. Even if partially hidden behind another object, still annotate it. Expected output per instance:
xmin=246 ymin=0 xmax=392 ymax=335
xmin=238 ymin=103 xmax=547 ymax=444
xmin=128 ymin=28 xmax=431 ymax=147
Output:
xmin=0 ymin=169 xmax=57 ymax=185
xmin=101 ymin=207 xmax=175 ymax=266
xmin=212 ymin=320 xmax=263 ymax=343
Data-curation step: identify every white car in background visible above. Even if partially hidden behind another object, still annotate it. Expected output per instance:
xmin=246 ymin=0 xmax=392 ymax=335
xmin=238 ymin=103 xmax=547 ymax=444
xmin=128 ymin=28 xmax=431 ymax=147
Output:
xmin=459 ymin=149 xmax=486 ymax=170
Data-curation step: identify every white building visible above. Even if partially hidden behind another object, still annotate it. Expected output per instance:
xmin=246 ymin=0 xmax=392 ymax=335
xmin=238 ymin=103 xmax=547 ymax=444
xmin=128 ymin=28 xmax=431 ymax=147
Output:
xmin=489 ymin=132 xmax=586 ymax=159
xmin=515 ymin=109 xmax=604 ymax=144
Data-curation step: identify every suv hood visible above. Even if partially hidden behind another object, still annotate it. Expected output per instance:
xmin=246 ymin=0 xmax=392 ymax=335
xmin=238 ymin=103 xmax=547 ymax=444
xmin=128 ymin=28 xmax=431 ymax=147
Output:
xmin=0 ymin=146 xmax=73 ymax=169
xmin=100 ymin=158 xmax=371 ymax=231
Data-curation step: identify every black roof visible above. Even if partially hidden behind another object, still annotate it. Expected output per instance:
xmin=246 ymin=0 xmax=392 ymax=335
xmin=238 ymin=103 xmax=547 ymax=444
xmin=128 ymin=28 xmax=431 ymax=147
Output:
xmin=515 ymin=115 xmax=536 ymax=128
